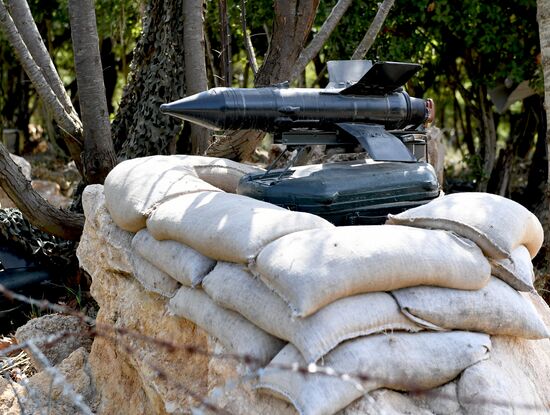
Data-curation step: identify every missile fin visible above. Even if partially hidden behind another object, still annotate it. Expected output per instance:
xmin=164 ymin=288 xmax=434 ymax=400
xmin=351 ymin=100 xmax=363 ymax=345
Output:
xmin=339 ymin=61 xmax=421 ymax=96
xmin=336 ymin=123 xmax=416 ymax=162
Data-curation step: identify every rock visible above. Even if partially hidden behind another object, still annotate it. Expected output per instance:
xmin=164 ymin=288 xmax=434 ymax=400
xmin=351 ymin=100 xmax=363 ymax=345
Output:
xmin=31 ymin=179 xmax=72 ymax=208
xmin=0 ymin=348 xmax=96 ymax=415
xmin=15 ymin=314 xmax=93 ymax=370
xmin=0 ymin=377 xmax=25 ymax=415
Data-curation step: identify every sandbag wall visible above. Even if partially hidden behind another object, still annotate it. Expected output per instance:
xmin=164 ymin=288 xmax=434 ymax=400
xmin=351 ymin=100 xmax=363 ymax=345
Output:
xmin=95 ymin=155 xmax=549 ymax=415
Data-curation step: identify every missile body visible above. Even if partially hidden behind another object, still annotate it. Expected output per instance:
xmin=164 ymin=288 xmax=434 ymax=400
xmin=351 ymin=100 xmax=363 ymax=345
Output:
xmin=159 ymin=87 xmax=429 ymax=132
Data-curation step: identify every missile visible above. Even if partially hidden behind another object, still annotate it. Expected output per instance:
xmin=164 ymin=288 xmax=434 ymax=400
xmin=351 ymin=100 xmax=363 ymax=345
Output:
xmin=160 ymin=61 xmax=435 ymax=161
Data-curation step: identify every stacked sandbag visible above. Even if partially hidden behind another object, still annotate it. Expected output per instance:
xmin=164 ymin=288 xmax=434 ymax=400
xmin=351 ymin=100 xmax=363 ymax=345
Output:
xmin=202 ymin=262 xmax=422 ymax=363
xmin=99 ymin=155 xmax=550 ymax=415
xmin=101 ymin=155 xmax=331 ymax=365
xmin=252 ymin=225 xmax=491 ymax=316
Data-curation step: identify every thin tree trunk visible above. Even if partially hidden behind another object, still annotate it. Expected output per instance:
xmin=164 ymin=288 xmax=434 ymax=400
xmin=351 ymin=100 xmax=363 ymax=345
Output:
xmin=478 ymin=85 xmax=497 ymax=191
xmin=0 ymin=141 xmax=84 ymax=240
xmin=290 ymin=0 xmax=353 ymax=82
xmin=351 ymin=0 xmax=395 ymax=59
xmin=241 ymin=0 xmax=258 ymax=75
xmin=183 ymin=0 xmax=210 ymax=154
xmin=0 ymin=0 xmax=83 ymax=164
xmin=5 ymin=0 xmax=77 ymax=119
xmin=218 ymin=0 xmax=232 ymax=86
xmin=536 ymin=0 xmax=550 ymax=271
xmin=69 ymin=0 xmax=116 ymax=184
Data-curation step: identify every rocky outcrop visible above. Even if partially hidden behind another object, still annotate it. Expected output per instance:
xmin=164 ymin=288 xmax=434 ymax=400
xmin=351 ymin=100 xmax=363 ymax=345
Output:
xmin=75 ymin=183 xmax=550 ymax=415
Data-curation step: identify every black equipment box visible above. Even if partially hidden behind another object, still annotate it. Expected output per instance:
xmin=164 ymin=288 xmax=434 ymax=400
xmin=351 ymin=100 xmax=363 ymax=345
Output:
xmin=237 ymin=160 xmax=440 ymax=226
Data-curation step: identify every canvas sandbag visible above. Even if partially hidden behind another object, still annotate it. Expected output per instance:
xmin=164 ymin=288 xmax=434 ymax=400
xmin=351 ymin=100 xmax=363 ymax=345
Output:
xmin=147 ymin=191 xmax=334 ymax=263
xmin=387 ymin=192 xmax=543 ymax=260
xmin=202 ymin=262 xmax=422 ymax=363
xmin=490 ymin=245 xmax=535 ymax=292
xmin=131 ymin=229 xmax=215 ymax=287
xmin=257 ymin=331 xmax=491 ymax=415
xmin=170 ymin=155 xmax=264 ymax=192
xmin=104 ymin=156 xmax=222 ymax=232
xmin=254 ymin=225 xmax=491 ymax=317
xmin=392 ymin=277 xmax=549 ymax=339
xmin=129 ymin=251 xmax=180 ymax=297
xmin=167 ymin=286 xmax=285 ymax=365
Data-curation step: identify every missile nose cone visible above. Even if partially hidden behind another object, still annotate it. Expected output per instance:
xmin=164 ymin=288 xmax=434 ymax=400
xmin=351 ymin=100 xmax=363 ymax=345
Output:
xmin=160 ymin=90 xmax=227 ymax=130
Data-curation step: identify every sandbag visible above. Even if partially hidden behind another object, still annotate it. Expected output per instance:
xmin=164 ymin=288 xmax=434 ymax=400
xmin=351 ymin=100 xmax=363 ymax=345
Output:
xmin=129 ymin=251 xmax=180 ymax=297
xmin=202 ymin=262 xmax=422 ymax=363
xmin=391 ymin=277 xmax=549 ymax=339
xmin=257 ymin=331 xmax=491 ymax=415
xmin=167 ymin=286 xmax=285 ymax=366
xmin=254 ymin=225 xmax=491 ymax=317
xmin=147 ymin=191 xmax=334 ymax=263
xmin=104 ymin=156 xmax=221 ymax=232
xmin=387 ymin=192 xmax=543 ymax=259
xmin=490 ymin=245 xmax=535 ymax=292
xmin=172 ymin=155 xmax=264 ymax=192
xmin=132 ymin=229 xmax=215 ymax=287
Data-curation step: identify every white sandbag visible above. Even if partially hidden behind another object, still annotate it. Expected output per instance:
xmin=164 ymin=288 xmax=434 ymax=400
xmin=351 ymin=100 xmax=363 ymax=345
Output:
xmin=129 ymin=251 xmax=180 ymax=297
xmin=170 ymin=155 xmax=264 ymax=192
xmin=391 ymin=277 xmax=549 ymax=339
xmin=257 ymin=331 xmax=491 ymax=415
xmin=387 ymin=192 xmax=543 ymax=259
xmin=254 ymin=225 xmax=491 ymax=317
xmin=202 ymin=262 xmax=422 ymax=363
xmin=490 ymin=245 xmax=535 ymax=292
xmin=147 ymin=191 xmax=334 ymax=263
xmin=104 ymin=156 xmax=221 ymax=232
xmin=167 ymin=286 xmax=285 ymax=366
xmin=131 ymin=229 xmax=215 ymax=287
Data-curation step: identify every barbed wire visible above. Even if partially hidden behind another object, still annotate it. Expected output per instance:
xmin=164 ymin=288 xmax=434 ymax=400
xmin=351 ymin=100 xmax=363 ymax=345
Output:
xmin=0 ymin=282 xmax=548 ymax=414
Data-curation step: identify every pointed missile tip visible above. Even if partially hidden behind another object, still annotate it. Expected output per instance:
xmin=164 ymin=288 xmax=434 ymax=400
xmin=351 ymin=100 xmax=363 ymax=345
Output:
xmin=159 ymin=103 xmax=169 ymax=113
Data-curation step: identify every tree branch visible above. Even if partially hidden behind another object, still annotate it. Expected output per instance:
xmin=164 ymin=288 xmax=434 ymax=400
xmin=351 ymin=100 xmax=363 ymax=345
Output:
xmin=240 ymin=0 xmax=258 ymax=75
xmin=290 ymin=0 xmax=353 ymax=82
xmin=0 ymin=142 xmax=84 ymax=240
xmin=351 ymin=0 xmax=395 ymax=60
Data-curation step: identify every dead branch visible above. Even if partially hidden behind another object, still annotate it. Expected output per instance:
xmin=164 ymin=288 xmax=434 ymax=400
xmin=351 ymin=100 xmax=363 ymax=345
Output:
xmin=351 ymin=0 xmax=395 ymax=59
xmin=240 ymin=0 xmax=258 ymax=76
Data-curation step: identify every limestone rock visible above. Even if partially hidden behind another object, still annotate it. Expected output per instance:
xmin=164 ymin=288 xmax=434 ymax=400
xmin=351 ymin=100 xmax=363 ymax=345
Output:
xmin=0 ymin=347 xmax=95 ymax=415
xmin=15 ymin=314 xmax=93 ymax=370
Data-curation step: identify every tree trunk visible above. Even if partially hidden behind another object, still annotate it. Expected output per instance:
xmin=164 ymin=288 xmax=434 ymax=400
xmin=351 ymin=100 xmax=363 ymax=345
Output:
xmin=69 ymin=0 xmax=116 ymax=184
xmin=0 ymin=0 xmax=83 ymax=168
xmin=183 ymin=0 xmax=211 ymax=154
xmin=478 ymin=85 xmax=497 ymax=191
xmin=207 ymin=0 xmax=320 ymax=161
xmin=536 ymin=0 xmax=550 ymax=273
xmin=0 ymin=141 xmax=83 ymax=240
xmin=254 ymin=0 xmax=320 ymax=86
xmin=5 ymin=0 xmax=77 ymax=119
xmin=112 ymin=0 xmax=186 ymax=159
